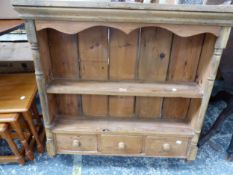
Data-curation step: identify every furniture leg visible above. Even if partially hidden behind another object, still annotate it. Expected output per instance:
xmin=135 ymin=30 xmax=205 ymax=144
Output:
xmin=10 ymin=120 xmax=34 ymax=160
xmin=227 ymin=134 xmax=233 ymax=161
xmin=31 ymin=100 xmax=40 ymax=120
xmin=0 ymin=124 xmax=24 ymax=165
xmin=198 ymin=97 xmax=233 ymax=146
xmin=22 ymin=111 xmax=44 ymax=153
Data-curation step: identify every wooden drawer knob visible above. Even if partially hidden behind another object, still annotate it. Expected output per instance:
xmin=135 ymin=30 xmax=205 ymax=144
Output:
xmin=162 ymin=143 xmax=171 ymax=152
xmin=72 ymin=140 xmax=81 ymax=148
xmin=118 ymin=142 xmax=126 ymax=150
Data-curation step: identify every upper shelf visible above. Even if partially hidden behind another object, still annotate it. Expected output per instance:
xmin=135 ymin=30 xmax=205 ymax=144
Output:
xmin=12 ymin=0 xmax=233 ymax=26
xmin=47 ymin=79 xmax=203 ymax=98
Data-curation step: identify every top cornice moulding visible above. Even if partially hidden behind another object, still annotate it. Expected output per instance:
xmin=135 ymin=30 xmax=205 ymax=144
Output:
xmin=11 ymin=0 xmax=233 ymax=26
xmin=11 ymin=0 xmax=233 ymax=13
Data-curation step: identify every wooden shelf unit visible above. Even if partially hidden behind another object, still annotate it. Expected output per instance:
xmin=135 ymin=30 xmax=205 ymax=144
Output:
xmin=12 ymin=0 xmax=233 ymax=160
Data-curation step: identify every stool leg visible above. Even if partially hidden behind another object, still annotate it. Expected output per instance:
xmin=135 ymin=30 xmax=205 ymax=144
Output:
xmin=0 ymin=128 xmax=24 ymax=165
xmin=198 ymin=97 xmax=233 ymax=147
xmin=10 ymin=120 xmax=34 ymax=160
xmin=31 ymin=100 xmax=40 ymax=120
xmin=22 ymin=111 xmax=44 ymax=153
xmin=227 ymin=134 xmax=233 ymax=161
xmin=31 ymin=100 xmax=43 ymax=128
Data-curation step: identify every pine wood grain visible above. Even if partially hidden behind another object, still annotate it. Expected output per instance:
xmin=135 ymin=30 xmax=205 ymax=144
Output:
xmin=37 ymin=29 xmax=51 ymax=82
xmin=47 ymin=80 xmax=202 ymax=98
xmin=137 ymin=27 xmax=173 ymax=118
xmin=163 ymin=34 xmax=204 ymax=120
xmin=100 ymin=135 xmax=143 ymax=154
xmin=53 ymin=118 xmax=194 ymax=136
xmin=35 ymin=20 xmax=221 ymax=37
xmin=48 ymin=29 xmax=79 ymax=79
xmin=0 ymin=74 xmax=37 ymax=113
xmin=48 ymin=29 xmax=81 ymax=116
xmin=0 ymin=19 xmax=23 ymax=35
xmin=109 ymin=29 xmax=138 ymax=117
xmin=196 ymin=34 xmax=216 ymax=88
xmin=79 ymin=27 xmax=109 ymax=117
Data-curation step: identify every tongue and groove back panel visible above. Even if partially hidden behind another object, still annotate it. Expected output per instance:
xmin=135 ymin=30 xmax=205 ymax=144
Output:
xmin=37 ymin=26 xmax=215 ymax=121
xmin=137 ymin=28 xmax=173 ymax=119
xmin=109 ymin=29 xmax=138 ymax=117
xmin=79 ymin=27 xmax=109 ymax=117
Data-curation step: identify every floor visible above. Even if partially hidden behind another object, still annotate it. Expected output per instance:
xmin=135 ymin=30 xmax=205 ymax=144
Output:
xmin=0 ymin=84 xmax=233 ymax=175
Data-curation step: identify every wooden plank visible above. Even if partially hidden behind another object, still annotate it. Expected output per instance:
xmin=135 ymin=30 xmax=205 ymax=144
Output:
xmin=12 ymin=1 xmax=233 ymax=13
xmin=79 ymin=27 xmax=108 ymax=117
xmin=48 ymin=29 xmax=79 ymax=79
xmin=0 ymin=42 xmax=32 ymax=61
xmin=109 ymin=29 xmax=138 ymax=81
xmin=52 ymin=118 xmax=195 ymax=137
xmin=82 ymin=95 xmax=108 ymax=117
xmin=163 ymin=34 xmax=204 ymax=120
xmin=0 ymin=74 xmax=37 ymax=113
xmin=13 ymin=6 xmax=233 ymax=27
xmin=47 ymin=80 xmax=203 ymax=98
xmin=48 ymin=29 xmax=81 ymax=116
xmin=137 ymin=27 xmax=173 ymax=118
xmin=196 ymin=34 xmax=216 ymax=87
xmin=186 ymin=99 xmax=201 ymax=127
xmin=0 ymin=19 xmax=23 ymax=36
xmin=109 ymin=29 xmax=138 ymax=117
xmin=38 ymin=30 xmax=56 ymax=122
xmin=35 ymin=20 xmax=221 ymax=37
xmin=56 ymin=95 xmax=81 ymax=116
xmin=186 ymin=34 xmax=216 ymax=127
xmin=187 ymin=28 xmax=231 ymax=161
xmin=109 ymin=96 xmax=135 ymax=117
xmin=37 ymin=30 xmax=51 ymax=82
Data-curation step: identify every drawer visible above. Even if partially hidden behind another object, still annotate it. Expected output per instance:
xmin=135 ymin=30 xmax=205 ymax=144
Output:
xmin=145 ymin=136 xmax=190 ymax=157
xmin=56 ymin=134 xmax=97 ymax=152
xmin=100 ymin=135 xmax=143 ymax=154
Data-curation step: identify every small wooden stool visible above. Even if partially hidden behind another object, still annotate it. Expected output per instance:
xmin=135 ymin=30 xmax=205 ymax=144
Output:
xmin=0 ymin=74 xmax=45 ymax=154
xmin=0 ymin=123 xmax=24 ymax=165
xmin=0 ymin=113 xmax=34 ymax=160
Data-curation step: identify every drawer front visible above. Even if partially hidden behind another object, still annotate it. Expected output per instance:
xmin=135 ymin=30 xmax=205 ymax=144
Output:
xmin=145 ymin=136 xmax=189 ymax=157
xmin=56 ymin=134 xmax=97 ymax=152
xmin=100 ymin=135 xmax=143 ymax=154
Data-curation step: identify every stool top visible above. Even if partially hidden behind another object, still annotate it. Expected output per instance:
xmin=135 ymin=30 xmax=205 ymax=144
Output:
xmin=0 ymin=74 xmax=37 ymax=113
xmin=0 ymin=123 xmax=7 ymax=132
xmin=0 ymin=113 xmax=19 ymax=122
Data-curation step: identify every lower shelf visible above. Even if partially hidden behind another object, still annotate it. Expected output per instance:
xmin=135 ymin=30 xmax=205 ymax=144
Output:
xmin=52 ymin=118 xmax=194 ymax=158
xmin=52 ymin=118 xmax=194 ymax=136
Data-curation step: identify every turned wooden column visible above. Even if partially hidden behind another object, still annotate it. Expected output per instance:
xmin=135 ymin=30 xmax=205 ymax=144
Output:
xmin=187 ymin=27 xmax=231 ymax=160
xmin=25 ymin=20 xmax=56 ymax=156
